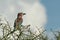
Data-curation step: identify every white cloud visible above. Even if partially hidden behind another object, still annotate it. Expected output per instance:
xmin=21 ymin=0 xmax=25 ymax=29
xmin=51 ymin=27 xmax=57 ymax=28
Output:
xmin=17 ymin=0 xmax=47 ymax=35
xmin=0 ymin=0 xmax=47 ymax=35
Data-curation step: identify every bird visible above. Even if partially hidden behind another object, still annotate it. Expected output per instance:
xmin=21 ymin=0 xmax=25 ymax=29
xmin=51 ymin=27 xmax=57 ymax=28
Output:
xmin=14 ymin=12 xmax=26 ymax=30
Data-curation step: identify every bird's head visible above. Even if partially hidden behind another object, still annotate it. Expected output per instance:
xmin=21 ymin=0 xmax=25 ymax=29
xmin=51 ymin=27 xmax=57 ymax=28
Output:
xmin=17 ymin=12 xmax=26 ymax=19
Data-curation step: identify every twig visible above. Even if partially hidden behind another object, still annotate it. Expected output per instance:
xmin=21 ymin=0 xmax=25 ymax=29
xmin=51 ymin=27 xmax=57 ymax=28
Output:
xmin=32 ymin=30 xmax=46 ymax=40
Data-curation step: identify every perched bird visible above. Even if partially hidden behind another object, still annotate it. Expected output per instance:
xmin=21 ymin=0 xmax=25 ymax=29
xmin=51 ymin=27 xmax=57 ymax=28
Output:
xmin=14 ymin=12 xmax=26 ymax=30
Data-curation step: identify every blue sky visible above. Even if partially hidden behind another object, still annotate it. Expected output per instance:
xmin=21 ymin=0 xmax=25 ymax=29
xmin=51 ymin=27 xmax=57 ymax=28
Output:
xmin=41 ymin=0 xmax=60 ymax=31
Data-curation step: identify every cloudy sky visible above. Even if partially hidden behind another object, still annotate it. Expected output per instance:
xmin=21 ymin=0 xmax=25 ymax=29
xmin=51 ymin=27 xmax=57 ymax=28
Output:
xmin=0 ymin=0 xmax=60 ymax=31
xmin=0 ymin=0 xmax=46 ymax=26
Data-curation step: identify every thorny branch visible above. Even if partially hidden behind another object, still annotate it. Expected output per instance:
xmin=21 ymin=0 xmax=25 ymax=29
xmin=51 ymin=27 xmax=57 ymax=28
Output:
xmin=0 ymin=18 xmax=60 ymax=40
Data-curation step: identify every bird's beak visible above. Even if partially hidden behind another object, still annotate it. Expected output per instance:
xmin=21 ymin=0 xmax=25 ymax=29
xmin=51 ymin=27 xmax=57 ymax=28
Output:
xmin=23 ymin=13 xmax=26 ymax=15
